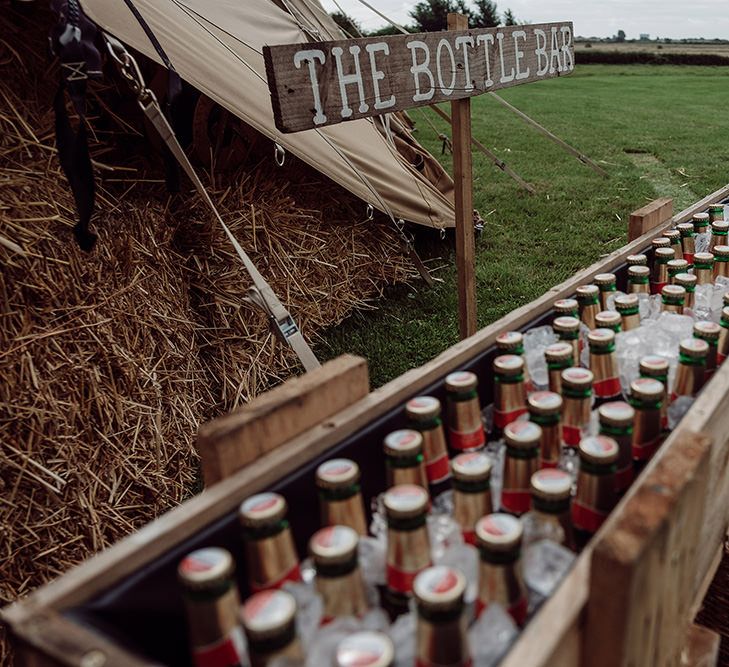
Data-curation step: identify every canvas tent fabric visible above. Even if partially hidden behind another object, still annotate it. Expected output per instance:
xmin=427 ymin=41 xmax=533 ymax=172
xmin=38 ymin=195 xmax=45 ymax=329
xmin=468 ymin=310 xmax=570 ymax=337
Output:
xmin=77 ymin=0 xmax=456 ymax=229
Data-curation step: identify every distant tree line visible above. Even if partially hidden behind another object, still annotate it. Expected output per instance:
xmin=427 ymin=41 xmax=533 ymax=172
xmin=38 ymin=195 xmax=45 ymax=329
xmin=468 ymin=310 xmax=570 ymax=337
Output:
xmin=331 ymin=0 xmax=520 ymax=37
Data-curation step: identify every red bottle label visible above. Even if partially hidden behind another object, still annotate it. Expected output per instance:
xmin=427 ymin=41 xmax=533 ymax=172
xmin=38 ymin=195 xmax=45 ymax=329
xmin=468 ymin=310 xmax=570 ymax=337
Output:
xmin=632 ymin=435 xmax=661 ymax=462
xmin=651 ymin=281 xmax=667 ymax=295
xmin=387 ymin=563 xmax=427 ymax=594
xmin=562 ymin=424 xmax=582 ymax=447
xmin=508 ymin=596 xmax=528 ymax=627
xmin=449 ymin=426 xmax=486 ymax=452
xmin=718 ymin=352 xmax=726 ymax=365
xmin=250 ymin=562 xmax=302 ymax=594
xmin=493 ymin=406 xmax=527 ymax=430
xmin=614 ymin=464 xmax=633 ymax=494
xmin=571 ymin=500 xmax=608 ymax=534
xmin=539 ymin=458 xmax=559 ymax=469
xmin=425 ymin=453 xmax=451 ymax=484
xmin=193 ymin=628 xmax=246 ymax=667
xmin=500 ymin=488 xmax=531 ymax=514
xmin=593 ymin=376 xmax=621 ymax=399
xmin=462 ymin=529 xmax=476 ymax=546
xmin=684 ymin=252 xmax=695 ymax=266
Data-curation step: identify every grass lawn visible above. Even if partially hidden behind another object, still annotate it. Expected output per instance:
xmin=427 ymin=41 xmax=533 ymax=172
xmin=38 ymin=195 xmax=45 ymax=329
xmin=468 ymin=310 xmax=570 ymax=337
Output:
xmin=319 ymin=64 xmax=729 ymax=388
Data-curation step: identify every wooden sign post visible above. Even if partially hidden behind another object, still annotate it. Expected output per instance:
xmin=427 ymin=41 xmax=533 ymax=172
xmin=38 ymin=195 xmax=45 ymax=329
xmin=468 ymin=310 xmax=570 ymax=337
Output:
xmin=264 ymin=19 xmax=575 ymax=339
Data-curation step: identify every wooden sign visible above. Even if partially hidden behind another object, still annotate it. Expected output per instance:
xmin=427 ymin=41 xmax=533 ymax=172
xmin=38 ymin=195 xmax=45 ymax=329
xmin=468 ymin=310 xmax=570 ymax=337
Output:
xmin=264 ymin=22 xmax=574 ymax=133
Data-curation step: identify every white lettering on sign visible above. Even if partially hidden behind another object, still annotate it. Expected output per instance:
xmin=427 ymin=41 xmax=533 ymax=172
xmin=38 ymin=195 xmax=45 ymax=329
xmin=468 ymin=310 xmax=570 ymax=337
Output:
xmin=436 ymin=38 xmax=457 ymax=95
xmin=293 ymin=49 xmax=327 ymax=125
xmin=266 ymin=22 xmax=575 ymax=132
xmin=366 ymin=43 xmax=396 ymax=110
xmin=476 ymin=33 xmax=495 ymax=88
xmin=407 ymin=40 xmax=435 ymax=102
xmin=332 ymin=45 xmax=369 ymax=118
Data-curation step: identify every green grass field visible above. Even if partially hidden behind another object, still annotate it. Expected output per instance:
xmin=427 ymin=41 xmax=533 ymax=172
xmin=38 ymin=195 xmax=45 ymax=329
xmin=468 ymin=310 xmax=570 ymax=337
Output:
xmin=320 ymin=65 xmax=729 ymax=387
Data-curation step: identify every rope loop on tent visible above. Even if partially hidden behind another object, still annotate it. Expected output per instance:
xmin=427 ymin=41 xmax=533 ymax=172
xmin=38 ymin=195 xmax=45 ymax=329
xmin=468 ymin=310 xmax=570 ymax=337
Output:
xmin=440 ymin=227 xmax=447 ymax=240
xmin=366 ymin=204 xmax=374 ymax=221
xmin=274 ymin=142 xmax=286 ymax=167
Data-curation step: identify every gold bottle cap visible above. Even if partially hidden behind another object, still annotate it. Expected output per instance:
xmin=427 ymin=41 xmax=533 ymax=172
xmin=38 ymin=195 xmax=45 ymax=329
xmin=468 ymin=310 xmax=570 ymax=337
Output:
xmin=451 ymin=451 xmax=492 ymax=482
xmin=241 ymin=589 xmax=297 ymax=640
xmin=694 ymin=321 xmax=721 ymax=340
xmin=595 ymin=311 xmax=621 ymax=329
xmin=667 ymin=259 xmax=689 ymax=273
xmin=588 ymin=328 xmax=615 ymax=348
xmin=528 ymin=390 xmax=563 ymax=415
xmin=413 ymin=565 xmax=466 ymax=611
xmin=628 ymin=265 xmax=650 ymax=280
xmin=495 ymin=331 xmax=524 ymax=351
xmin=674 ymin=272 xmax=697 ymax=289
xmin=680 ymin=337 xmax=709 ymax=358
xmin=530 ymin=469 xmax=572 ymax=501
xmin=693 ymin=212 xmax=710 ymax=223
xmin=664 ymin=229 xmax=681 ymax=242
xmin=640 ymin=355 xmax=669 ymax=375
xmin=598 ymin=401 xmax=635 ymax=427
xmin=579 ymin=436 xmax=619 ymax=465
xmin=651 ymin=237 xmax=670 ymax=249
xmin=406 ymin=396 xmax=441 ymax=420
xmin=336 ymin=632 xmax=395 ymax=667
xmin=576 ymin=284 xmax=599 ymax=299
xmin=677 ymin=222 xmax=695 ymax=233
xmin=714 ymin=245 xmax=729 ymax=258
xmin=493 ymin=354 xmax=524 ymax=376
xmin=178 ymin=547 xmax=234 ymax=590
xmin=309 ymin=525 xmax=358 ymax=565
xmin=655 ymin=247 xmax=676 ymax=261
xmin=554 ymin=298 xmax=579 ymax=314
xmin=712 ymin=220 xmax=729 ymax=233
xmin=504 ymin=420 xmax=542 ymax=448
xmin=240 ymin=492 xmax=287 ymax=527
xmin=630 ymin=377 xmax=664 ymax=401
xmin=544 ymin=342 xmax=573 ymax=363
xmin=694 ymin=252 xmax=714 ymax=265
xmin=615 ymin=294 xmax=639 ymax=311
xmin=316 ymin=459 xmax=361 ymax=489
xmin=383 ymin=484 xmax=429 ymax=519
xmin=475 ymin=513 xmax=523 ymax=551
xmin=384 ymin=429 xmax=423 ymax=457
xmin=553 ymin=315 xmax=580 ymax=333
xmin=627 ymin=254 xmax=648 ymax=266
xmin=661 ymin=284 xmax=686 ymax=300
xmin=594 ymin=273 xmax=617 ymax=287
xmin=561 ymin=366 xmax=594 ymax=388
xmin=445 ymin=370 xmax=478 ymax=393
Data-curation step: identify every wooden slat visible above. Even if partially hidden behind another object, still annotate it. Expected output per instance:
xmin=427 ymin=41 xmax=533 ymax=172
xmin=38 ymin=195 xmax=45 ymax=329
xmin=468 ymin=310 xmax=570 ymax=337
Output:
xmin=682 ymin=624 xmax=721 ymax=667
xmin=628 ymin=196 xmax=674 ymax=241
xmin=4 ymin=184 xmax=728 ymax=666
xmin=448 ymin=12 xmax=477 ymax=340
xmin=584 ymin=432 xmax=712 ymax=666
xmin=263 ymin=23 xmax=575 ymax=132
xmin=197 ymin=355 xmax=369 ymax=484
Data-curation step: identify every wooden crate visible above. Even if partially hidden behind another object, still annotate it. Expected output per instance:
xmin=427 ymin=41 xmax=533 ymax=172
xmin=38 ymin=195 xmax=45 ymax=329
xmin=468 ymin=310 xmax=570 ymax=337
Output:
xmin=3 ymin=184 xmax=729 ymax=667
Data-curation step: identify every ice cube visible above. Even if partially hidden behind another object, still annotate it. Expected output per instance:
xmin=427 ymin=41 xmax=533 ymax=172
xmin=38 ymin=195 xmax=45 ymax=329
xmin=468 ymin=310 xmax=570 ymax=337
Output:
xmin=696 ymin=231 xmax=711 ymax=254
xmin=432 ymin=490 xmax=454 ymax=517
xmin=369 ymin=493 xmax=387 ymax=540
xmin=468 ymin=603 xmax=519 ymax=667
xmin=486 ymin=441 xmax=505 ymax=511
xmin=436 ymin=543 xmax=479 ymax=605
xmin=606 ymin=291 xmax=627 ymax=312
xmin=360 ymin=607 xmax=390 ymax=633
xmin=525 ymin=347 xmax=549 ymax=389
xmin=427 ymin=514 xmax=464 ymax=562
xmin=305 ymin=617 xmax=360 ymax=667
xmin=389 ymin=612 xmax=416 ymax=667
xmin=694 ymin=284 xmax=714 ymax=321
xmin=615 ymin=330 xmax=646 ymax=393
xmin=358 ymin=535 xmax=387 ymax=588
xmin=300 ymin=558 xmax=316 ymax=584
xmin=283 ymin=581 xmax=323 ymax=651
xmin=523 ymin=325 xmax=558 ymax=352
xmin=668 ymin=395 xmax=695 ymax=430
xmin=482 ymin=404 xmax=494 ymax=436
xmin=523 ymin=540 xmax=575 ymax=600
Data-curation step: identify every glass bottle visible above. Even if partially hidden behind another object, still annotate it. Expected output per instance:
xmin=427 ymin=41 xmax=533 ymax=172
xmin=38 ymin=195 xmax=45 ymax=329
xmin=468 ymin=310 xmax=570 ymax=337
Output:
xmin=451 ymin=451 xmax=492 ymax=545
xmin=522 ymin=468 xmax=573 ymax=550
xmin=627 ymin=265 xmax=650 ymax=295
xmin=553 ymin=297 xmax=579 ymax=318
xmin=445 ymin=371 xmax=486 ymax=454
xmin=576 ymin=285 xmax=600 ymax=329
xmin=693 ymin=211 xmax=710 ymax=235
xmin=661 ymin=284 xmax=686 ymax=315
xmin=560 ymin=367 xmax=593 ymax=452
xmin=241 ymin=590 xmax=303 ymax=667
xmin=316 ymin=459 xmax=368 ymax=535
xmin=694 ymin=321 xmax=721 ymax=381
xmin=713 ymin=245 xmax=729 ymax=280
xmin=677 ymin=222 xmax=695 ymax=267
xmin=552 ymin=315 xmax=581 ymax=367
xmin=501 ymin=421 xmax=541 ymax=516
xmin=710 ymin=220 xmax=729 ymax=253
xmin=693 ymin=252 xmax=715 ymax=286
xmin=496 ymin=331 xmax=533 ymax=393
xmin=652 ymin=247 xmax=675 ymax=294
xmin=406 ymin=397 xmax=451 ymax=490
xmin=666 ymin=258 xmax=689 ymax=284
xmin=594 ymin=273 xmax=617 ymax=311
xmin=719 ymin=306 xmax=729 ymax=366
xmin=588 ymin=329 xmax=621 ymax=403
xmin=384 ymin=429 xmax=429 ymax=491
xmin=335 ymin=632 xmax=394 ymax=667
xmin=674 ymin=273 xmax=697 ymax=310
xmin=614 ymin=294 xmax=640 ymax=331
xmin=672 ymin=338 xmax=709 ymax=401
xmin=663 ymin=229 xmax=683 ymax=261
xmin=629 ymin=378 xmax=664 ymax=466
xmin=528 ymin=391 xmax=563 ymax=469
xmin=640 ymin=355 xmax=670 ymax=431
xmin=626 ymin=253 xmax=648 ymax=267
xmin=595 ymin=310 xmax=621 ymax=333
xmin=544 ymin=342 xmax=573 ymax=394
xmin=598 ymin=401 xmax=635 ymax=496
xmin=492 ymin=355 xmax=527 ymax=433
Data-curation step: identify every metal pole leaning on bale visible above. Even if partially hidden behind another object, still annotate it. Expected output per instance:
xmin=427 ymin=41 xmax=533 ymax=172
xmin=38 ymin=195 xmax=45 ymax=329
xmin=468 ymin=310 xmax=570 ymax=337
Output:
xmin=488 ymin=92 xmax=609 ymax=178
xmin=448 ymin=12 xmax=478 ymax=340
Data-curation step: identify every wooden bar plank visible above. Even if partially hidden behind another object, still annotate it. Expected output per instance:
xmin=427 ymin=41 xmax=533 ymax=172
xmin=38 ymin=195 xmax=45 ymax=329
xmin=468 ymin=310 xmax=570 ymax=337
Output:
xmin=584 ymin=431 xmax=712 ymax=667
xmin=263 ymin=23 xmax=575 ymax=133
xmin=197 ymin=355 xmax=369 ymax=485
xmin=448 ymin=12 xmax=477 ymax=340
xmin=682 ymin=624 xmax=720 ymax=667
xmin=628 ymin=196 xmax=674 ymax=241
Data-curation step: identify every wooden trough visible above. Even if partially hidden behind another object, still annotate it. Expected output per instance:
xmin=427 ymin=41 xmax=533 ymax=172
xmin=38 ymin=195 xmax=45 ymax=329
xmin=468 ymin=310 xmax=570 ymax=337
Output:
xmin=4 ymin=184 xmax=729 ymax=667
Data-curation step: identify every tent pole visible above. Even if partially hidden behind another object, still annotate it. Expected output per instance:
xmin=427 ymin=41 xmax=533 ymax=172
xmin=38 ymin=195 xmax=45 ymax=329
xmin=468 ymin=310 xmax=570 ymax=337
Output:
xmin=488 ymin=92 xmax=609 ymax=178
xmin=448 ymin=13 xmax=477 ymax=340
xmin=428 ymin=106 xmax=536 ymax=195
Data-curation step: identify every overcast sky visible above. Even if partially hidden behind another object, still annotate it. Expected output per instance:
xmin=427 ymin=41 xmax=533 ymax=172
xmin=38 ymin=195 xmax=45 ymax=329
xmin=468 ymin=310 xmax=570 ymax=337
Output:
xmin=319 ymin=0 xmax=729 ymax=39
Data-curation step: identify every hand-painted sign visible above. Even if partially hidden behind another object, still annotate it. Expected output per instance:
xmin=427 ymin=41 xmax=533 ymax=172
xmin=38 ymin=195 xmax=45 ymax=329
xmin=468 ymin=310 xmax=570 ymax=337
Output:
xmin=264 ymin=22 xmax=574 ymax=133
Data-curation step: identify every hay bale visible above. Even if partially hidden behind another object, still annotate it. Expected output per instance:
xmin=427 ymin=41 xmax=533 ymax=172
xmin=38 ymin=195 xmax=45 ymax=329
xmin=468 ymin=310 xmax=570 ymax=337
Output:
xmin=0 ymin=8 xmax=415 ymax=658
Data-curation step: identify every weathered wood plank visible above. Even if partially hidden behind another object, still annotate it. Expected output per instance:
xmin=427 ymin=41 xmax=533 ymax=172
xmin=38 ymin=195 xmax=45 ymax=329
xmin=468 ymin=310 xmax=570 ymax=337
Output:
xmin=196 ymin=355 xmax=369 ymax=485
xmin=682 ymin=624 xmax=721 ymax=667
xmin=628 ymin=196 xmax=674 ymax=241
xmin=263 ymin=22 xmax=575 ymax=132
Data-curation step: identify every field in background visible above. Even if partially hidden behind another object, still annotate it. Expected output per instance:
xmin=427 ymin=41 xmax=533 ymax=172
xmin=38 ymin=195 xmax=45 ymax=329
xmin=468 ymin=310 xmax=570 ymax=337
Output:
xmin=320 ymin=64 xmax=729 ymax=387
xmin=575 ymin=41 xmax=729 ymax=58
